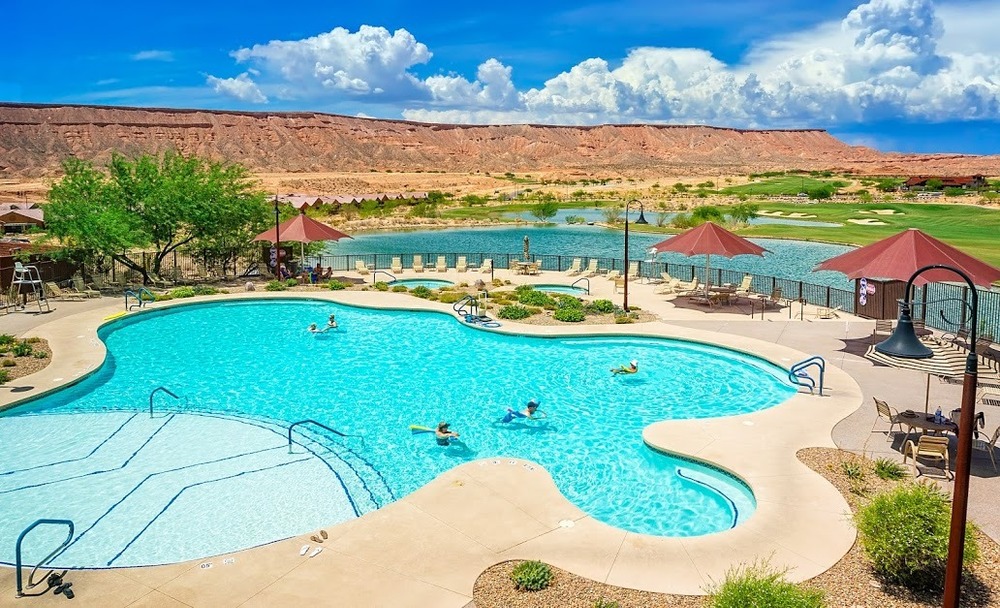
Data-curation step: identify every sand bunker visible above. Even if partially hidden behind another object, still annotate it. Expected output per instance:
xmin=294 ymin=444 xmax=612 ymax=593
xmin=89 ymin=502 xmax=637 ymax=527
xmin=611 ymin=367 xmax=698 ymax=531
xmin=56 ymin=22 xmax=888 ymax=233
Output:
xmin=787 ymin=212 xmax=817 ymax=218
xmin=847 ymin=218 xmax=888 ymax=226
xmin=758 ymin=210 xmax=785 ymax=216
xmin=858 ymin=209 xmax=903 ymax=215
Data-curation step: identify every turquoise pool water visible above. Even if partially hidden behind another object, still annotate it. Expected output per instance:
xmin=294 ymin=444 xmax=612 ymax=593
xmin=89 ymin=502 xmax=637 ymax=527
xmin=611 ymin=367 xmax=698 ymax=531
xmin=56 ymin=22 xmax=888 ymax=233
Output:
xmin=389 ymin=278 xmax=454 ymax=289
xmin=534 ymin=283 xmax=590 ymax=294
xmin=0 ymin=300 xmax=796 ymax=567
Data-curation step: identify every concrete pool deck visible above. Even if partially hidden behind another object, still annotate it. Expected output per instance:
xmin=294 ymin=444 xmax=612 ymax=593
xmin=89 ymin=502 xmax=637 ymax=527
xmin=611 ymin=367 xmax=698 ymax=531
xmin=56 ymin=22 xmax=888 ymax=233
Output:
xmin=0 ymin=272 xmax=996 ymax=607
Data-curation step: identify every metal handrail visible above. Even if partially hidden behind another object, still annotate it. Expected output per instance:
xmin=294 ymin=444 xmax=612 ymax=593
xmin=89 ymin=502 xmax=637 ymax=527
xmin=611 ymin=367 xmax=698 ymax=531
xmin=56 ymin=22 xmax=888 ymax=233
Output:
xmin=571 ymin=277 xmax=591 ymax=294
xmin=149 ymin=386 xmax=179 ymax=417
xmin=789 ymin=356 xmax=826 ymax=396
xmin=372 ymin=270 xmax=396 ymax=285
xmin=288 ymin=419 xmax=357 ymax=453
xmin=16 ymin=518 xmax=74 ymax=597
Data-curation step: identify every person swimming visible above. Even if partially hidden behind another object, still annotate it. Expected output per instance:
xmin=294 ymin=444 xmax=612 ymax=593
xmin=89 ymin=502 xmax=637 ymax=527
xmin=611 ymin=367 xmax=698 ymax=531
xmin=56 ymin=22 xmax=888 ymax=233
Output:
xmin=435 ymin=421 xmax=460 ymax=446
xmin=326 ymin=314 xmax=338 ymax=330
xmin=611 ymin=360 xmax=639 ymax=375
xmin=501 ymin=399 xmax=544 ymax=423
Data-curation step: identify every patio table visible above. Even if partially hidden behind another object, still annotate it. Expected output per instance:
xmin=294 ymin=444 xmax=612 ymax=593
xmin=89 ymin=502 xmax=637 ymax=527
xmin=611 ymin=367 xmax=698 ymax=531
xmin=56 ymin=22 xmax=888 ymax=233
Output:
xmin=897 ymin=410 xmax=958 ymax=436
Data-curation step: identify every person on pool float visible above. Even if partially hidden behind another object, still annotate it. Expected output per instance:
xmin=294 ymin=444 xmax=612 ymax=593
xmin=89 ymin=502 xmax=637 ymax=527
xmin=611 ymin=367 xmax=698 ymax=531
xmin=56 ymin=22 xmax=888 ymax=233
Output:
xmin=435 ymin=421 xmax=460 ymax=446
xmin=308 ymin=323 xmax=331 ymax=334
xmin=501 ymin=399 xmax=543 ymax=423
xmin=611 ymin=360 xmax=639 ymax=375
xmin=326 ymin=314 xmax=338 ymax=330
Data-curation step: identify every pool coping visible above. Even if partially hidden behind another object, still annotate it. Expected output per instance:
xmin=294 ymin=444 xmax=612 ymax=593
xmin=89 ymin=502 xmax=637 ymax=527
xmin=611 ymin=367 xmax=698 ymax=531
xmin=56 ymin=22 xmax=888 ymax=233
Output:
xmin=0 ymin=290 xmax=862 ymax=605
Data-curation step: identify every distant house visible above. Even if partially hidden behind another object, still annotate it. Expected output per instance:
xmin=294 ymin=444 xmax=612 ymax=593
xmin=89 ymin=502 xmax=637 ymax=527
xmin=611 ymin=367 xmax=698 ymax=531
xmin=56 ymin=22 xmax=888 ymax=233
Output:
xmin=276 ymin=192 xmax=429 ymax=210
xmin=901 ymin=175 xmax=987 ymax=191
xmin=0 ymin=202 xmax=44 ymax=232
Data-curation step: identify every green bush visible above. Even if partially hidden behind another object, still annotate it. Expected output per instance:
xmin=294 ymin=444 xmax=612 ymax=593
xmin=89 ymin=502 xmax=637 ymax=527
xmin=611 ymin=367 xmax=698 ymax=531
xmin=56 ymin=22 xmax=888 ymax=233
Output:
xmin=328 ymin=280 xmax=348 ymax=291
xmin=514 ymin=284 xmax=535 ymax=294
xmin=33 ymin=351 xmax=48 ymax=359
xmin=613 ymin=314 xmax=635 ymax=324
xmin=855 ymin=482 xmax=979 ymax=591
xmin=284 ymin=278 xmax=299 ymax=288
xmin=554 ymin=307 xmax=586 ymax=322
xmin=12 ymin=341 xmax=33 ymax=357
xmin=170 ymin=286 xmax=197 ymax=299
xmin=841 ymin=459 xmax=866 ymax=481
xmin=873 ymin=458 xmax=908 ymax=481
xmin=510 ymin=560 xmax=553 ymax=592
xmin=192 ymin=285 xmax=219 ymax=296
xmin=585 ymin=299 xmax=616 ymax=314
xmin=556 ymin=295 xmax=583 ymax=309
xmin=374 ymin=281 xmax=389 ymax=291
xmin=411 ymin=286 xmax=432 ymax=299
xmin=0 ymin=334 xmax=15 ymax=346
xmin=0 ymin=369 xmax=9 ymax=385
xmin=438 ymin=291 xmax=466 ymax=304
xmin=265 ymin=280 xmax=287 ymax=291
xmin=392 ymin=285 xmax=408 ymax=292
xmin=518 ymin=290 xmax=556 ymax=307
xmin=2 ymin=359 xmax=15 ymax=367
xmin=498 ymin=305 xmax=533 ymax=320
xmin=154 ymin=292 xmax=175 ymax=301
xmin=706 ymin=560 xmax=824 ymax=608
xmin=593 ymin=599 xmax=619 ymax=608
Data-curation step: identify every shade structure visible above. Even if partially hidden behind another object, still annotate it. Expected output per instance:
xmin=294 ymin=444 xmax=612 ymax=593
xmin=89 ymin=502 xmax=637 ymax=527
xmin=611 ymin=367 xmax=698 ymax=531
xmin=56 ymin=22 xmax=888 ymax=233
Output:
xmin=865 ymin=338 xmax=968 ymax=412
xmin=253 ymin=211 xmax=353 ymax=245
xmin=815 ymin=228 xmax=1000 ymax=287
xmin=649 ymin=222 xmax=768 ymax=297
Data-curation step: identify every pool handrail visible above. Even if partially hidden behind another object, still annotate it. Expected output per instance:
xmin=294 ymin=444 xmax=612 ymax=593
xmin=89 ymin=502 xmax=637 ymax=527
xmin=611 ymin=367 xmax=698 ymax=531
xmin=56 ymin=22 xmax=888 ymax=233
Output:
xmin=571 ymin=277 xmax=591 ymax=294
xmin=15 ymin=518 xmax=74 ymax=597
xmin=452 ymin=294 xmax=479 ymax=317
xmin=149 ymin=386 xmax=180 ymax=417
xmin=287 ymin=419 xmax=358 ymax=453
xmin=372 ymin=270 xmax=396 ymax=285
xmin=789 ymin=356 xmax=826 ymax=395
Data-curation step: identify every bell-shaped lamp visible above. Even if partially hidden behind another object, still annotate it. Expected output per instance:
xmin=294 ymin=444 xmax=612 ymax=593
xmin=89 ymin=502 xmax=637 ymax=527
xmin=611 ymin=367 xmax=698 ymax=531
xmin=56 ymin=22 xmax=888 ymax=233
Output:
xmin=874 ymin=301 xmax=933 ymax=359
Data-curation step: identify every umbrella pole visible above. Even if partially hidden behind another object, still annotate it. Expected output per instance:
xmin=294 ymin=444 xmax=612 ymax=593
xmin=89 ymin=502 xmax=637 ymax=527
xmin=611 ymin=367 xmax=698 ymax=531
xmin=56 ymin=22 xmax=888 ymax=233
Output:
xmin=925 ymin=373 xmax=931 ymax=414
xmin=705 ymin=254 xmax=711 ymax=298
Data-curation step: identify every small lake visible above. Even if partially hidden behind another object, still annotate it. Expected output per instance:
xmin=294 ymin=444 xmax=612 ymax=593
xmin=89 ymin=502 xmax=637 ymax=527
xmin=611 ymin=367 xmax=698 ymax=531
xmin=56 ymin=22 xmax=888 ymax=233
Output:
xmin=500 ymin=208 xmax=842 ymax=228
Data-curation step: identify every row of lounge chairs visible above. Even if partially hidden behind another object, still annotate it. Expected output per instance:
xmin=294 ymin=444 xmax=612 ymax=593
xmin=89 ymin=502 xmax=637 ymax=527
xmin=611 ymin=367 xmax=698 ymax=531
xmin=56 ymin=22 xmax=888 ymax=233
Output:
xmin=355 ymin=257 xmax=494 ymax=275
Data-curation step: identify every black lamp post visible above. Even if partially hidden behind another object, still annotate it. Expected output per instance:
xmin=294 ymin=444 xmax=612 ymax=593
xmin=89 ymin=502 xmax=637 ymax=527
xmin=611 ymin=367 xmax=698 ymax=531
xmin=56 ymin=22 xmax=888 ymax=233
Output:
xmin=623 ymin=199 xmax=647 ymax=311
xmin=874 ymin=264 xmax=978 ymax=608
xmin=273 ymin=196 xmax=281 ymax=279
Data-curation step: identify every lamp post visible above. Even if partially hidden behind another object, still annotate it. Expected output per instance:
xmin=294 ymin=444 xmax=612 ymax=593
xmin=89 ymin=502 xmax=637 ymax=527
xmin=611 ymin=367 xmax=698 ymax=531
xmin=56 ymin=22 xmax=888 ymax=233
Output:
xmin=623 ymin=199 xmax=647 ymax=311
xmin=874 ymin=264 xmax=978 ymax=608
xmin=273 ymin=196 xmax=281 ymax=279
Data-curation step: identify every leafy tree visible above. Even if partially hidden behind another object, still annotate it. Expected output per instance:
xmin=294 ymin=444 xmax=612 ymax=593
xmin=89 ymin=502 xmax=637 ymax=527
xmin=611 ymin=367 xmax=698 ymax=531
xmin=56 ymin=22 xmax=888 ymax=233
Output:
xmin=601 ymin=204 xmax=624 ymax=224
xmin=728 ymin=203 xmax=759 ymax=224
xmin=807 ymin=185 xmax=836 ymax=200
xmin=530 ymin=201 xmax=559 ymax=222
xmin=925 ymin=178 xmax=943 ymax=191
xmin=944 ymin=187 xmax=966 ymax=197
xmin=857 ymin=190 xmax=874 ymax=203
xmin=426 ymin=191 xmax=448 ymax=204
xmin=571 ymin=189 xmax=587 ymax=200
xmin=691 ymin=206 xmax=725 ymax=225
xmin=46 ymin=153 xmax=268 ymax=284
xmin=875 ymin=178 xmax=900 ymax=192
xmin=462 ymin=194 xmax=488 ymax=206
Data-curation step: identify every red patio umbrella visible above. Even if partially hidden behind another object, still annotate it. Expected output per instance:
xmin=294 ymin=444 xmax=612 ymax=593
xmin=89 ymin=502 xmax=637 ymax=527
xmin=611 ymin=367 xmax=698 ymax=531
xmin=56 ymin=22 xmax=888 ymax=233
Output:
xmin=814 ymin=228 xmax=1000 ymax=287
xmin=649 ymin=222 xmax=768 ymax=297
xmin=253 ymin=210 xmax=353 ymax=261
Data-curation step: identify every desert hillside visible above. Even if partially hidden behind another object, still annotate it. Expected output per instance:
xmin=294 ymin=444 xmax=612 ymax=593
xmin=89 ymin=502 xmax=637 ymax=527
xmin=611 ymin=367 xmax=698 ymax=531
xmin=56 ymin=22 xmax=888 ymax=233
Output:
xmin=1 ymin=103 xmax=997 ymax=178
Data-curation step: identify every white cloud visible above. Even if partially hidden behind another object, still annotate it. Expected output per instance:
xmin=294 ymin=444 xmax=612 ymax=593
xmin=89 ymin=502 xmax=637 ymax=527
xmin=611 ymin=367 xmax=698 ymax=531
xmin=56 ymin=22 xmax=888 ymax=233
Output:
xmin=206 ymin=73 xmax=268 ymax=104
xmin=132 ymin=50 xmax=174 ymax=62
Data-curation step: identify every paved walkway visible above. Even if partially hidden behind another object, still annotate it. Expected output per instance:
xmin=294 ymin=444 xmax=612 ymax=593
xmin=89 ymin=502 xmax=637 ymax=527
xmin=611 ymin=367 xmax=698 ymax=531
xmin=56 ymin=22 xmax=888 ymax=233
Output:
xmin=0 ymin=270 xmax=996 ymax=607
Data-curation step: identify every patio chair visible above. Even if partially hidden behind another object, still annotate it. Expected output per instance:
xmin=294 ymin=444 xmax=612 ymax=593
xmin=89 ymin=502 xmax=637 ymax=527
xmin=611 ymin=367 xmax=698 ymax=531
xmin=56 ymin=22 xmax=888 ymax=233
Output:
xmin=973 ymin=425 xmax=1000 ymax=471
xmin=581 ymin=259 xmax=599 ymax=277
xmin=391 ymin=257 xmax=403 ymax=274
xmin=45 ymin=282 xmax=86 ymax=301
xmin=412 ymin=255 xmax=424 ymax=273
xmin=626 ymin=262 xmax=639 ymax=281
xmin=435 ymin=256 xmax=447 ymax=273
xmin=871 ymin=398 xmax=911 ymax=442
xmin=816 ymin=305 xmax=842 ymax=319
xmin=531 ymin=260 xmax=543 ymax=274
xmin=605 ymin=269 xmax=621 ymax=281
xmin=903 ymin=434 xmax=952 ymax=479
xmin=733 ymin=275 xmax=753 ymax=299
xmin=613 ymin=277 xmax=625 ymax=294
xmin=655 ymin=278 xmax=681 ymax=294
xmin=941 ymin=326 xmax=969 ymax=347
xmin=758 ymin=287 xmax=784 ymax=310
xmin=456 ymin=256 xmax=468 ymax=273
xmin=872 ymin=319 xmax=893 ymax=345
xmin=355 ymin=260 xmax=371 ymax=276
xmin=479 ymin=258 xmax=493 ymax=274
xmin=565 ymin=258 xmax=582 ymax=275
xmin=674 ymin=278 xmax=700 ymax=297
xmin=72 ymin=276 xmax=101 ymax=298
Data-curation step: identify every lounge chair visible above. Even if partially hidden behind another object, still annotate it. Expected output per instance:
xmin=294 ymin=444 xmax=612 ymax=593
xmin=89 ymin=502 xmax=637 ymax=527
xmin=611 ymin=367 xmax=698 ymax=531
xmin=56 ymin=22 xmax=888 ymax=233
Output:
xmin=872 ymin=319 xmax=893 ymax=344
xmin=674 ymin=278 xmax=700 ymax=297
xmin=355 ymin=260 xmax=371 ymax=276
xmin=655 ymin=278 xmax=681 ymax=294
xmin=45 ymin=282 xmax=86 ymax=301
xmin=816 ymin=305 xmax=842 ymax=319
xmin=435 ymin=256 xmax=447 ymax=273
xmin=479 ymin=258 xmax=493 ymax=274
xmin=626 ymin=262 xmax=639 ymax=281
xmin=412 ymin=255 xmax=424 ymax=273
xmin=757 ymin=287 xmax=784 ymax=310
xmin=733 ymin=275 xmax=753 ymax=299
xmin=973 ymin=425 xmax=1000 ymax=471
xmin=456 ymin=256 xmax=468 ymax=273
xmin=581 ymin=259 xmax=599 ymax=277
xmin=391 ymin=257 xmax=403 ymax=274
xmin=903 ymin=434 xmax=952 ymax=479
xmin=605 ymin=270 xmax=621 ymax=281
xmin=565 ymin=258 xmax=582 ymax=276
xmin=72 ymin=276 xmax=101 ymax=298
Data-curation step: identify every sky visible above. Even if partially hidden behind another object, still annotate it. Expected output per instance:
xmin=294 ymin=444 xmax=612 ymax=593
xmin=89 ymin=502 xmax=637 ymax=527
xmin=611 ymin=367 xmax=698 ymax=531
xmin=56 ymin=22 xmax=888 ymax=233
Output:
xmin=6 ymin=0 xmax=1000 ymax=154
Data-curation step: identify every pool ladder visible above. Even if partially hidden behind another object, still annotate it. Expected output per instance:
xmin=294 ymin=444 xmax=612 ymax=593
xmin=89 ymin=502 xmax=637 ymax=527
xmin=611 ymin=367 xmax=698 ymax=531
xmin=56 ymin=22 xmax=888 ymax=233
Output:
xmin=372 ymin=270 xmax=396 ymax=285
xmin=124 ymin=287 xmax=155 ymax=311
xmin=453 ymin=294 xmax=479 ymax=317
xmin=15 ymin=518 xmax=75 ymax=599
xmin=571 ymin=277 xmax=591 ymax=294
xmin=149 ymin=386 xmax=179 ymax=417
xmin=789 ymin=356 xmax=825 ymax=395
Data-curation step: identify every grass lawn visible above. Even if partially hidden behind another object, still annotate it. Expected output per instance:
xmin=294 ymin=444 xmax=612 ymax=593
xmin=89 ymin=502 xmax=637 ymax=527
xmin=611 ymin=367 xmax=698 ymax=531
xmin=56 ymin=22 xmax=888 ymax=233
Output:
xmin=722 ymin=176 xmax=850 ymax=196
xmin=441 ymin=199 xmax=616 ymax=220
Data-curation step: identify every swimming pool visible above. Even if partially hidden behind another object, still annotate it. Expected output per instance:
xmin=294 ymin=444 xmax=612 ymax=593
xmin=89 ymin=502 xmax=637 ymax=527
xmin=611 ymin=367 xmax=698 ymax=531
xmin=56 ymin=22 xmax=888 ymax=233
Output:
xmin=534 ymin=283 xmax=590 ymax=295
xmin=389 ymin=278 xmax=454 ymax=289
xmin=0 ymin=299 xmax=796 ymax=568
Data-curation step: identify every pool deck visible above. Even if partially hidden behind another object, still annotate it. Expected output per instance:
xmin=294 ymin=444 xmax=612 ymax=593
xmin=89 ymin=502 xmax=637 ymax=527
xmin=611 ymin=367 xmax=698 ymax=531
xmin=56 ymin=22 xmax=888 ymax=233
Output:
xmin=1 ymin=269 xmax=997 ymax=607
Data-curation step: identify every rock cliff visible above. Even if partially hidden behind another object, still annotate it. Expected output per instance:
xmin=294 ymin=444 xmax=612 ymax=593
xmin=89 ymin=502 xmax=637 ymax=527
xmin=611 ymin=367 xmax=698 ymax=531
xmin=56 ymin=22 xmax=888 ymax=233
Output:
xmin=1 ymin=103 xmax=996 ymax=177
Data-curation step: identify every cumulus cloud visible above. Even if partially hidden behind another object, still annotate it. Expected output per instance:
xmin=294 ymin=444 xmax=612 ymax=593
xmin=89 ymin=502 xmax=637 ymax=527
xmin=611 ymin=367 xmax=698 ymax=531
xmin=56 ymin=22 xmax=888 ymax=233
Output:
xmin=206 ymin=1 xmax=1000 ymax=128
xmin=132 ymin=50 xmax=174 ymax=62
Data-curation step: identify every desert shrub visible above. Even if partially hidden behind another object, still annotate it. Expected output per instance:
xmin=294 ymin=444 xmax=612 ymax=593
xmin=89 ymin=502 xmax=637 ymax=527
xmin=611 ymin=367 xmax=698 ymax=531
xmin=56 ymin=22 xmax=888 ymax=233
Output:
xmin=191 ymin=285 xmax=219 ymax=296
xmin=518 ymin=290 xmax=556 ymax=307
xmin=873 ymin=457 xmax=908 ymax=481
xmin=285 ymin=278 xmax=299 ymax=288
xmin=374 ymin=281 xmax=389 ymax=291
xmin=0 ymin=369 xmax=9 ymax=385
xmin=585 ymin=299 xmax=616 ymax=314
xmin=492 ymin=278 xmax=505 ymax=287
xmin=411 ymin=286 xmax=432 ymax=299
xmin=438 ymin=292 xmax=466 ymax=304
xmin=33 ymin=351 xmax=48 ymax=359
xmin=12 ymin=341 xmax=33 ymax=357
xmin=392 ymin=285 xmax=408 ymax=292
xmin=24 ymin=337 xmax=41 ymax=343
xmin=855 ymin=482 xmax=979 ymax=591
xmin=614 ymin=314 xmax=635 ymax=324
xmin=510 ymin=560 xmax=553 ymax=592
xmin=498 ymin=305 xmax=533 ymax=320
xmin=706 ymin=560 xmax=824 ymax=608
xmin=2 ymin=359 xmax=15 ymax=367
xmin=556 ymin=295 xmax=583 ymax=309
xmin=841 ymin=459 xmax=866 ymax=481
xmin=554 ymin=307 xmax=586 ymax=322
xmin=265 ymin=280 xmax=286 ymax=292
xmin=0 ymin=334 xmax=15 ymax=346
xmin=155 ymin=292 xmax=175 ymax=301
xmin=169 ymin=286 xmax=197 ymax=298
xmin=514 ymin=284 xmax=535 ymax=294
xmin=593 ymin=599 xmax=619 ymax=608
xmin=328 ymin=280 xmax=348 ymax=291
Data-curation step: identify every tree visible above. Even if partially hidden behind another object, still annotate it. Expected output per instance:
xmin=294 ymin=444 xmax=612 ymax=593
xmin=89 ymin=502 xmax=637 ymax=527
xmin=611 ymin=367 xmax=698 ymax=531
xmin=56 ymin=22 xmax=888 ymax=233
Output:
xmin=807 ymin=185 xmax=836 ymax=200
xmin=925 ymin=178 xmax=943 ymax=191
xmin=530 ymin=201 xmax=558 ymax=222
xmin=691 ymin=206 xmax=725 ymax=225
xmin=728 ymin=203 xmax=759 ymax=224
xmin=46 ymin=153 xmax=268 ymax=284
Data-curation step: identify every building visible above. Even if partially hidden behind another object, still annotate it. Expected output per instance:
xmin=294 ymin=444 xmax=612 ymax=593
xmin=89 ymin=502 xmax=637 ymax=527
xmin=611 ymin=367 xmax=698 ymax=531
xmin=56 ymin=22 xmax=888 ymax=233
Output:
xmin=901 ymin=175 xmax=987 ymax=190
xmin=0 ymin=202 xmax=45 ymax=232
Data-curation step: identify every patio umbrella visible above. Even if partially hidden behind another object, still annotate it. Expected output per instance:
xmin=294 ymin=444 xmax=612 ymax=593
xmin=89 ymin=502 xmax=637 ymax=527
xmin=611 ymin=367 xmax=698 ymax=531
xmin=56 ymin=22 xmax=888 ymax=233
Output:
xmin=649 ymin=222 xmax=768 ymax=298
xmin=253 ymin=210 xmax=353 ymax=259
xmin=865 ymin=338 xmax=967 ymax=412
xmin=814 ymin=228 xmax=1000 ymax=287
xmin=523 ymin=235 xmax=530 ymax=262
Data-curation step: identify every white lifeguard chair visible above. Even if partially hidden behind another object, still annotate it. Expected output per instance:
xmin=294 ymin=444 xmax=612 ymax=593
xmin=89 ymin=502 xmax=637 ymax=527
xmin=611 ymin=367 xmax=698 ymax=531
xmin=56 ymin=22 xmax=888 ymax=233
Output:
xmin=11 ymin=262 xmax=50 ymax=312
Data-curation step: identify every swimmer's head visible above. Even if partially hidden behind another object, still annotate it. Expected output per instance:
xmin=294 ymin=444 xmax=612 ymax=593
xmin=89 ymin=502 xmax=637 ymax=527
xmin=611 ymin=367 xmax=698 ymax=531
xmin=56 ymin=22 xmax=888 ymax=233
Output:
xmin=437 ymin=421 xmax=450 ymax=431
xmin=630 ymin=360 xmax=638 ymax=367
xmin=527 ymin=399 xmax=539 ymax=410
xmin=309 ymin=323 xmax=317 ymax=330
